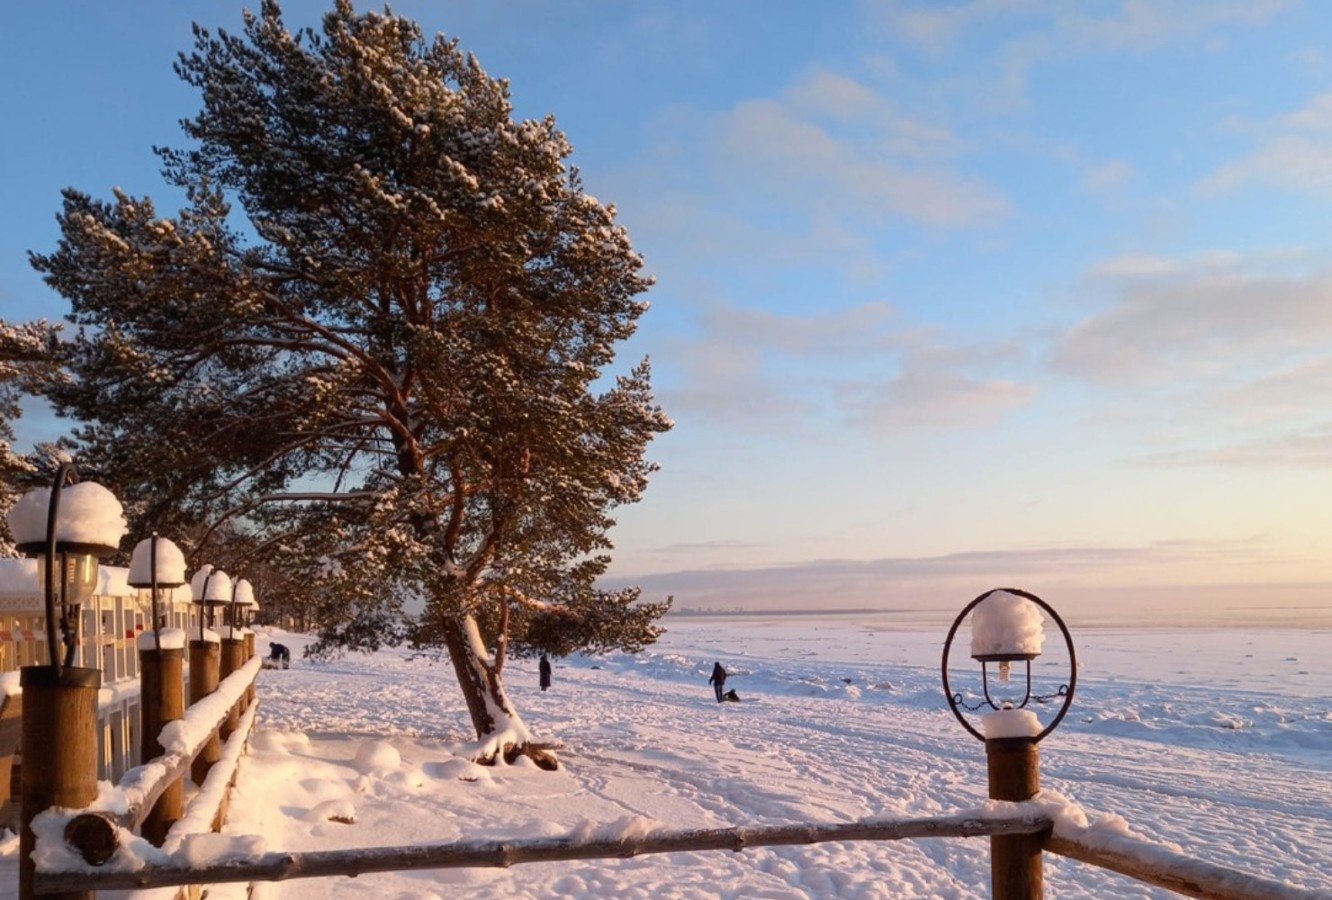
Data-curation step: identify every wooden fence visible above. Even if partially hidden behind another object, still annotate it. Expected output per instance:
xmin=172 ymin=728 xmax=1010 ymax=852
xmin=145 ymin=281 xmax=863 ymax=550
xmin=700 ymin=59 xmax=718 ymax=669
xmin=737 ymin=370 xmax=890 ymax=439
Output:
xmin=3 ymin=574 xmax=1322 ymax=898
xmin=23 ymin=712 xmax=1331 ymax=899
xmin=0 ymin=557 xmax=264 ymax=900
xmin=0 ymin=572 xmax=199 ymax=815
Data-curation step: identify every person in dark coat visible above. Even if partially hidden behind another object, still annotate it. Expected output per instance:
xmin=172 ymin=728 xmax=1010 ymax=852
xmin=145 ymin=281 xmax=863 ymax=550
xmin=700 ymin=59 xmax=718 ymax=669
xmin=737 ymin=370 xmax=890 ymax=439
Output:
xmin=708 ymin=661 xmax=727 ymax=702
xmin=267 ymin=643 xmax=290 ymax=669
xmin=539 ymin=654 xmax=552 ymax=692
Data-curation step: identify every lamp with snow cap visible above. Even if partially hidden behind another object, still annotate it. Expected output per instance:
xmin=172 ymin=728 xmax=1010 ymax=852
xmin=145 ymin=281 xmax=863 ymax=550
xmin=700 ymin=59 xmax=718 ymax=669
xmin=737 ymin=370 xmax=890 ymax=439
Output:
xmin=189 ymin=565 xmax=233 ymax=640
xmin=228 ymin=578 xmax=255 ymax=639
xmin=127 ymin=534 xmax=187 ymax=652
xmin=941 ymin=587 xmax=1077 ymax=900
xmin=127 ymin=534 xmax=190 ymax=845
xmin=941 ymin=587 xmax=1076 ymax=744
xmin=6 ymin=461 xmax=126 ymax=899
xmin=9 ymin=462 xmax=125 ymax=672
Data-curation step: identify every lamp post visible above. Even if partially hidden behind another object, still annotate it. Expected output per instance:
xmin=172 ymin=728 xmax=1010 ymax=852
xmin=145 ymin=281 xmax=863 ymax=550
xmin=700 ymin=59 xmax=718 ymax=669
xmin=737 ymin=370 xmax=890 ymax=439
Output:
xmin=7 ymin=463 xmax=125 ymax=900
xmin=187 ymin=565 xmax=229 ymax=785
xmin=219 ymin=578 xmax=252 ymax=738
xmin=227 ymin=578 xmax=254 ymax=640
xmin=942 ymin=588 xmax=1076 ymax=900
xmin=126 ymin=535 xmax=188 ymax=845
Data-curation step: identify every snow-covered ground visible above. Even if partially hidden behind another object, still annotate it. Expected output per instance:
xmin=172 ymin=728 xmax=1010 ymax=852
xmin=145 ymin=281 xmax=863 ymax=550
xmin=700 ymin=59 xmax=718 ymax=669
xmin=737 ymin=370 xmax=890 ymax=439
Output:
xmin=4 ymin=613 xmax=1330 ymax=898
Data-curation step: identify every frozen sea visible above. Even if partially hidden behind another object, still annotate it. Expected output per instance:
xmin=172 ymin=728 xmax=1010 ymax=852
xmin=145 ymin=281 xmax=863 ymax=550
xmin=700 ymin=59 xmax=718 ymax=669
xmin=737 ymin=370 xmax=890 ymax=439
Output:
xmin=4 ymin=609 xmax=1329 ymax=898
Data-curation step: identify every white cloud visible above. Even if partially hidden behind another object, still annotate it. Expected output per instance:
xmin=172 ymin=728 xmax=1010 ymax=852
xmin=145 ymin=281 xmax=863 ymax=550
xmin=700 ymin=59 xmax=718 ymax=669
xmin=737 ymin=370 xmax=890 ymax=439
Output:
xmin=1138 ymin=424 xmax=1332 ymax=469
xmin=1084 ymin=253 xmax=1179 ymax=280
xmin=712 ymin=97 xmax=1007 ymax=229
xmin=1213 ymin=359 xmax=1332 ymax=424
xmin=1082 ymin=159 xmax=1134 ymax=195
xmin=701 ymin=300 xmax=901 ymax=356
xmin=839 ymin=346 xmax=1036 ymax=431
xmin=605 ymin=536 xmax=1298 ymax=611
xmin=1199 ymin=89 xmax=1332 ymax=198
xmin=660 ymin=298 xmax=1033 ymax=434
xmin=867 ymin=1 xmax=1297 ymax=109
xmin=1054 ymin=260 xmax=1332 ymax=384
xmin=782 ymin=69 xmax=955 ymax=156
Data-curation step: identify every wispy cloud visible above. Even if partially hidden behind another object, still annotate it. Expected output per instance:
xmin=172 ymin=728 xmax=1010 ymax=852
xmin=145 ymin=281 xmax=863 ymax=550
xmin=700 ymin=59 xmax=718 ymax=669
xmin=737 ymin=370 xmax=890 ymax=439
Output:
xmin=1199 ymin=89 xmax=1332 ymax=199
xmin=1137 ymin=424 xmax=1332 ymax=469
xmin=1054 ymin=256 xmax=1332 ymax=385
xmin=606 ymin=536 xmax=1297 ymax=610
xmin=868 ymin=1 xmax=1297 ymax=109
xmin=837 ymin=345 xmax=1036 ymax=431
xmin=659 ymin=299 xmax=1034 ymax=434
xmin=1081 ymin=159 xmax=1134 ymax=196
xmin=710 ymin=93 xmax=1007 ymax=229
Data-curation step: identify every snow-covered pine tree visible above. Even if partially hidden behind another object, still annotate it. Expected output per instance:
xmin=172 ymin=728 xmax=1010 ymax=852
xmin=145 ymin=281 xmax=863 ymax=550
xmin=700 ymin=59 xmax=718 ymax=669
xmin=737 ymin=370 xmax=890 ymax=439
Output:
xmin=0 ymin=321 xmax=70 ymax=556
xmin=31 ymin=0 xmax=671 ymax=767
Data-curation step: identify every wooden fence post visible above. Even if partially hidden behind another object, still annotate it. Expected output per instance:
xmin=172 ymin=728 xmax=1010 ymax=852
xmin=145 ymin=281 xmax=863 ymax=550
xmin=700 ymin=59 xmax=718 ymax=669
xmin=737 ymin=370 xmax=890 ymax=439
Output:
xmin=0 ymin=693 xmax=22 ymax=832
xmin=19 ymin=664 xmax=100 ymax=900
xmin=243 ymin=631 xmax=256 ymax=708
xmin=219 ymin=638 xmax=246 ymax=738
xmin=139 ymin=645 xmax=185 ymax=845
xmin=987 ymin=736 xmax=1043 ymax=899
xmin=188 ymin=639 xmax=221 ymax=787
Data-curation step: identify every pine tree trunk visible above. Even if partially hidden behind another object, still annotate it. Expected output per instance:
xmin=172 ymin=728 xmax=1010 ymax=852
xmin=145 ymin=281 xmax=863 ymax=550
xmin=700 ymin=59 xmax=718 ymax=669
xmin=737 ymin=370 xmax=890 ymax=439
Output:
xmin=438 ymin=613 xmax=558 ymax=770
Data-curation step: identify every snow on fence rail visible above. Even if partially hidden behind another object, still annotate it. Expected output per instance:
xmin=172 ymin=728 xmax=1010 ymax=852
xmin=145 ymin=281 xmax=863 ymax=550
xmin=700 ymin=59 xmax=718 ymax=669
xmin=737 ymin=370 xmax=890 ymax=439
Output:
xmin=30 ymin=799 xmax=1331 ymax=899
xmin=34 ymin=809 xmax=1053 ymax=893
xmin=51 ymin=656 xmax=261 ymax=851
xmin=16 ymin=622 xmax=259 ymax=899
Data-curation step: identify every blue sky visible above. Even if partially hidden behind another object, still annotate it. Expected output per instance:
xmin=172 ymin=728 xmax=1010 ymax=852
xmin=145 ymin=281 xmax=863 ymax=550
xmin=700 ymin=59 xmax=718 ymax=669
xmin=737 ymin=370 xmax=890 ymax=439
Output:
xmin=4 ymin=2 xmax=1332 ymax=619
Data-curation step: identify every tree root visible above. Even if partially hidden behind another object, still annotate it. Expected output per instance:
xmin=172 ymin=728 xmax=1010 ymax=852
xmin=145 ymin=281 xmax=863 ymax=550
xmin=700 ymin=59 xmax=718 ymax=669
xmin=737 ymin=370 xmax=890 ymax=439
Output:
xmin=474 ymin=741 xmax=561 ymax=771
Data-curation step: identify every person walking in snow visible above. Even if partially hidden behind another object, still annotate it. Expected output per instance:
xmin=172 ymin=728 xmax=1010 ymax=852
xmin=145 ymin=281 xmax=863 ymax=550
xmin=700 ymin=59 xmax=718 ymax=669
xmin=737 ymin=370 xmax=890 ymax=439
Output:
xmin=709 ymin=661 xmax=727 ymax=702
xmin=539 ymin=654 xmax=552 ymax=691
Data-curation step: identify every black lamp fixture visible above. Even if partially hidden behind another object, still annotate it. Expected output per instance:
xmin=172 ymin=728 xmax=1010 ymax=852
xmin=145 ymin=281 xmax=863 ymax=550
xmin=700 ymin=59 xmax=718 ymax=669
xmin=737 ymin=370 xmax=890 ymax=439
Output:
xmin=228 ymin=578 xmax=254 ymax=639
xmin=127 ymin=534 xmax=188 ymax=652
xmin=9 ymin=463 xmax=123 ymax=673
xmin=941 ymin=588 xmax=1077 ymax=743
xmin=189 ymin=564 xmax=232 ymax=642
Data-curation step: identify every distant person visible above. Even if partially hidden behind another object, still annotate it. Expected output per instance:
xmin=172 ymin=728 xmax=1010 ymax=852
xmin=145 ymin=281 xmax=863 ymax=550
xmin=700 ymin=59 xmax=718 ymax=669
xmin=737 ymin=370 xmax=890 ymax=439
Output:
xmin=268 ymin=642 xmax=290 ymax=670
xmin=709 ymin=661 xmax=727 ymax=702
xmin=539 ymin=654 xmax=552 ymax=692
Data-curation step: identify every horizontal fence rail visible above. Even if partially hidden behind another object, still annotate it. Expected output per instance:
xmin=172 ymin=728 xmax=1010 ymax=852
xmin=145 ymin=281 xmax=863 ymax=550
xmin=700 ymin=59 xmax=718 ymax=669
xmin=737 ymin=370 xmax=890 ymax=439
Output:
xmin=34 ymin=810 xmax=1054 ymax=894
xmin=86 ymin=656 xmax=260 ymax=837
xmin=1045 ymin=834 xmax=1331 ymax=900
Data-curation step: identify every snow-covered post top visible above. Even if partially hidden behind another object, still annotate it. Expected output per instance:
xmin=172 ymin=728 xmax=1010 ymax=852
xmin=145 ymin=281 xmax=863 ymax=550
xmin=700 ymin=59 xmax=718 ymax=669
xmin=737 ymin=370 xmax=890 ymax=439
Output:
xmin=7 ymin=481 xmax=128 ymax=551
xmin=232 ymin=578 xmax=255 ymax=608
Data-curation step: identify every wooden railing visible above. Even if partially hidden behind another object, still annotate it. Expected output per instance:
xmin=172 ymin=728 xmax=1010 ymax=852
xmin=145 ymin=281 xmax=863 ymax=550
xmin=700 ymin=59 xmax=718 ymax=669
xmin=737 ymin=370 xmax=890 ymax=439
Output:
xmin=17 ymin=629 xmax=259 ymax=900
xmin=14 ymin=635 xmax=1326 ymax=898
xmin=28 ymin=796 xmax=1329 ymax=899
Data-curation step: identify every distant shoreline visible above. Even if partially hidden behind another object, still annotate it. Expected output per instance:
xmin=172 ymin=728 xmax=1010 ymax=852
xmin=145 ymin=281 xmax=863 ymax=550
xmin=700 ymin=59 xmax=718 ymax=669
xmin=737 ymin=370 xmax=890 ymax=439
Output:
xmin=668 ymin=607 xmax=907 ymax=618
xmin=664 ymin=605 xmax=1332 ymax=630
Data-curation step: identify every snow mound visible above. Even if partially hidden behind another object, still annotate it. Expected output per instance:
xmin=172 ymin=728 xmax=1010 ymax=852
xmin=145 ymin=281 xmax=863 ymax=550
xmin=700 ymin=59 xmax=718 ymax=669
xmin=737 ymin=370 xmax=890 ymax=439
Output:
xmin=250 ymin=729 xmax=311 ymax=753
xmin=433 ymin=757 xmax=492 ymax=783
xmin=306 ymin=798 xmax=357 ymax=824
xmin=354 ymin=740 xmax=402 ymax=774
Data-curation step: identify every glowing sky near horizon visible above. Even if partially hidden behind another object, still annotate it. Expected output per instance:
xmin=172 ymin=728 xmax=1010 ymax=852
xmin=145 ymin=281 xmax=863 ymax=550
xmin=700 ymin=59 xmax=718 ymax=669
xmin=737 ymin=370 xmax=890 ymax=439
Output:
xmin=2 ymin=2 xmax=1331 ymax=615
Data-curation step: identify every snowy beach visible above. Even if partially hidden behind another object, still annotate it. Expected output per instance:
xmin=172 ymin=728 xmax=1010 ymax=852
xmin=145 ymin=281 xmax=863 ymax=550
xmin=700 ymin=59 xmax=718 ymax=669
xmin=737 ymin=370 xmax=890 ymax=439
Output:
xmin=90 ymin=613 xmax=1329 ymax=899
